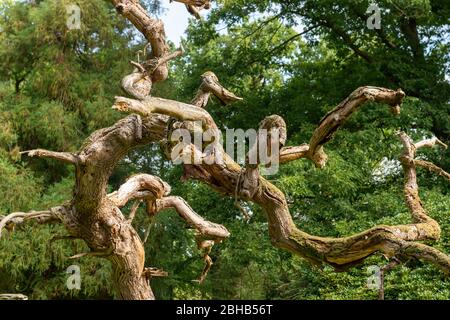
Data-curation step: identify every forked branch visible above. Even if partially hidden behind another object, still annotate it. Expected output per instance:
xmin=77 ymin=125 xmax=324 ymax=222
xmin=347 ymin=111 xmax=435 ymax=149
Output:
xmin=108 ymin=173 xmax=230 ymax=282
xmin=3 ymin=0 xmax=448 ymax=301
xmin=146 ymin=83 xmax=449 ymax=274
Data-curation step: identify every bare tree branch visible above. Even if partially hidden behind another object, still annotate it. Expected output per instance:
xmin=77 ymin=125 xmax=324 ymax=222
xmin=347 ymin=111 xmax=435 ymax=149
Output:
xmin=0 ymin=294 xmax=28 ymax=300
xmin=0 ymin=209 xmax=61 ymax=238
xmin=20 ymin=149 xmax=80 ymax=165
xmin=413 ymin=160 xmax=450 ymax=181
xmin=191 ymin=71 xmax=243 ymax=108
xmin=378 ymin=257 xmax=401 ymax=300
xmin=155 ymin=196 xmax=229 ymax=282
xmin=280 ymin=145 xmax=309 ymax=163
xmin=3 ymin=0 xmax=449 ymax=301
xmin=127 ymin=200 xmax=142 ymax=223
xmin=143 ymin=267 xmax=168 ymax=278
xmin=307 ymin=86 xmax=405 ymax=168
xmin=414 ymin=137 xmax=448 ymax=150
xmin=171 ymin=86 xmax=449 ymax=274
xmin=108 ymin=174 xmax=171 ymax=208
xmin=171 ymin=0 xmax=211 ymax=19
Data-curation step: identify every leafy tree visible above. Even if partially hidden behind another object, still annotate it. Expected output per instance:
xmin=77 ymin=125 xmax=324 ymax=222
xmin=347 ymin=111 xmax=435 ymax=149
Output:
xmin=0 ymin=0 xmax=449 ymax=300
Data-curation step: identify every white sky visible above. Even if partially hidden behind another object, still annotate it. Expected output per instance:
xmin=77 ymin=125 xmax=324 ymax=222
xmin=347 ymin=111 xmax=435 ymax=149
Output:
xmin=159 ymin=2 xmax=305 ymax=46
xmin=160 ymin=2 xmax=190 ymax=46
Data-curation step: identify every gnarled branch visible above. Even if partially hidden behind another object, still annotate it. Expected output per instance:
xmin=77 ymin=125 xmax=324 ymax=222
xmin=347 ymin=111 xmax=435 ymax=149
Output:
xmin=307 ymin=86 xmax=405 ymax=168
xmin=109 ymin=173 xmax=230 ymax=283
xmin=4 ymin=0 xmax=449 ymax=301
xmin=20 ymin=149 xmax=80 ymax=165
xmin=108 ymin=174 xmax=171 ymax=208
xmin=191 ymin=71 xmax=243 ymax=108
xmin=0 ymin=208 xmax=61 ymax=238
xmin=172 ymin=0 xmax=211 ymax=19
xmin=160 ymin=85 xmax=449 ymax=274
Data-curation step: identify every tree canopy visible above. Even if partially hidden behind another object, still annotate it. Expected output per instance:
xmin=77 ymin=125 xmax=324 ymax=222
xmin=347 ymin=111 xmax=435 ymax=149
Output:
xmin=0 ymin=0 xmax=449 ymax=300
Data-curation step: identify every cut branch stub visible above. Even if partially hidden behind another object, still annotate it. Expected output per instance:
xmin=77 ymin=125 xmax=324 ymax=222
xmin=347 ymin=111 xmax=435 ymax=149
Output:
xmin=172 ymin=0 xmax=212 ymax=19
xmin=21 ymin=149 xmax=80 ymax=165
xmin=191 ymin=71 xmax=243 ymax=108
xmin=239 ymin=115 xmax=287 ymax=199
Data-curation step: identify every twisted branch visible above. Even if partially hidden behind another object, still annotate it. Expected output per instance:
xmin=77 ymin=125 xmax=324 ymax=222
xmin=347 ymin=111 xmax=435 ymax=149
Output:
xmin=3 ymin=0 xmax=448 ymax=301
xmin=142 ymin=85 xmax=449 ymax=274
xmin=109 ymin=173 xmax=230 ymax=282
xmin=0 ymin=209 xmax=61 ymax=238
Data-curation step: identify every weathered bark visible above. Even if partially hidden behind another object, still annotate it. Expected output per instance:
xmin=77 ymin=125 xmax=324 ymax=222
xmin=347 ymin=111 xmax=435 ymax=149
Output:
xmin=61 ymin=115 xmax=168 ymax=300
xmin=0 ymin=294 xmax=28 ymax=300
xmin=172 ymin=0 xmax=211 ymax=19
xmin=1 ymin=113 xmax=229 ymax=299
xmin=115 ymin=84 xmax=450 ymax=274
xmin=1 ymin=0 xmax=449 ymax=300
xmin=306 ymin=86 xmax=405 ymax=168
xmin=110 ymin=0 xmax=169 ymax=83
xmin=378 ymin=258 xmax=400 ymax=300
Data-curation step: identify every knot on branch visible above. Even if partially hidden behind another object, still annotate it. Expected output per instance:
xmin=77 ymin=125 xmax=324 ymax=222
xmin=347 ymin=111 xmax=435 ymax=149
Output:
xmin=114 ymin=4 xmax=127 ymax=14
xmin=236 ymin=167 xmax=260 ymax=200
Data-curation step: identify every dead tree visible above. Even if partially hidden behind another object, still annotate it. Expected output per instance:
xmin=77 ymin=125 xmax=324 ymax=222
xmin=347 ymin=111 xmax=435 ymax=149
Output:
xmin=1 ymin=1 xmax=449 ymax=300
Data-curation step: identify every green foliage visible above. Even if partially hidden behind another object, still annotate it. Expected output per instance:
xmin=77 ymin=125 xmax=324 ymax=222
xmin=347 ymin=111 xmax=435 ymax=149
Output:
xmin=0 ymin=0 xmax=137 ymax=299
xmin=0 ymin=0 xmax=448 ymax=300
